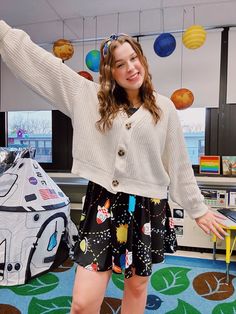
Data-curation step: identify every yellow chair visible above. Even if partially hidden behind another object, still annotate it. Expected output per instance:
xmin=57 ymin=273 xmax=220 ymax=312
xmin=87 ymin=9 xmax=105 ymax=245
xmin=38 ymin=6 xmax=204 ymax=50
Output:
xmin=212 ymin=223 xmax=236 ymax=283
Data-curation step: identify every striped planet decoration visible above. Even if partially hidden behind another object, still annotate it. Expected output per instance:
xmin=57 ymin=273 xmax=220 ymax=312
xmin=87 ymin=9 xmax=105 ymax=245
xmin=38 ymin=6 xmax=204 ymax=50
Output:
xmin=85 ymin=49 xmax=100 ymax=72
xmin=182 ymin=25 xmax=206 ymax=49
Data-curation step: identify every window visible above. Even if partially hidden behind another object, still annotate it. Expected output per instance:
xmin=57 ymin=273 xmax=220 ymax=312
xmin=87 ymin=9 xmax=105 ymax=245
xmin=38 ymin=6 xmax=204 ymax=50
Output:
xmin=7 ymin=111 xmax=52 ymax=163
xmin=177 ymin=108 xmax=206 ymax=165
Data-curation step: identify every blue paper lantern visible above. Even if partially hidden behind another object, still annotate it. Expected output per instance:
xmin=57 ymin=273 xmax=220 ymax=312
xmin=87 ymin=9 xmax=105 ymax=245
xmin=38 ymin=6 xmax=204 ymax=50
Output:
xmin=153 ymin=33 xmax=176 ymax=57
xmin=85 ymin=49 xmax=100 ymax=72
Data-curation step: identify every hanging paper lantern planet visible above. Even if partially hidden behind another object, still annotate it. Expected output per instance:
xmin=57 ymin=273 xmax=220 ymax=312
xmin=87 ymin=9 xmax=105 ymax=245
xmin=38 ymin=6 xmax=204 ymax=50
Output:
xmin=53 ymin=39 xmax=74 ymax=61
xmin=171 ymin=88 xmax=194 ymax=110
xmin=85 ymin=49 xmax=100 ymax=72
xmin=153 ymin=33 xmax=176 ymax=57
xmin=182 ymin=25 xmax=206 ymax=49
xmin=78 ymin=71 xmax=94 ymax=81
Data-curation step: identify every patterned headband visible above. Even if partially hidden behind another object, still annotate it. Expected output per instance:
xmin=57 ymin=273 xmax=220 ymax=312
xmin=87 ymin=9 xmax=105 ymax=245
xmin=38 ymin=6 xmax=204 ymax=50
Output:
xmin=102 ymin=33 xmax=127 ymax=57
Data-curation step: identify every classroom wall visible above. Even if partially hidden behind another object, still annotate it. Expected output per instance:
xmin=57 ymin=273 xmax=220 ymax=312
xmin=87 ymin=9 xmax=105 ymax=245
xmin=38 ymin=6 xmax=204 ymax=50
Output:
xmin=1 ymin=4 xmax=236 ymax=112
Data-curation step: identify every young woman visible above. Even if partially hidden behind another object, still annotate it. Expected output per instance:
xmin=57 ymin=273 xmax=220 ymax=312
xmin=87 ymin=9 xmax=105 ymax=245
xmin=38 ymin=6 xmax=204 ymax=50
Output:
xmin=0 ymin=21 xmax=226 ymax=314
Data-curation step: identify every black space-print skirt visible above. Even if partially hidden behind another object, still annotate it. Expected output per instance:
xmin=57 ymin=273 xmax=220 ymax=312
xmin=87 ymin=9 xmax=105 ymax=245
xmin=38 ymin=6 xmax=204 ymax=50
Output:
xmin=73 ymin=181 xmax=177 ymax=279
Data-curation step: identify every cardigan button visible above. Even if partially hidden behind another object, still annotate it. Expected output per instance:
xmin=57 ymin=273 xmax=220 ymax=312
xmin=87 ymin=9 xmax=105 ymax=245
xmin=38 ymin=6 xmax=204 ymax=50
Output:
xmin=125 ymin=122 xmax=131 ymax=130
xmin=118 ymin=149 xmax=125 ymax=157
xmin=112 ymin=180 xmax=119 ymax=187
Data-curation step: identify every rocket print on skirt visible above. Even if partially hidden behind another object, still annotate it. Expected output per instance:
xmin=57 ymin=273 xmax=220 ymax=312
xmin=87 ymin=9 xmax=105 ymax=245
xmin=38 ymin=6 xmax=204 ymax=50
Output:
xmin=169 ymin=217 xmax=175 ymax=229
xmin=96 ymin=199 xmax=111 ymax=224
xmin=85 ymin=262 xmax=99 ymax=271
xmin=125 ymin=249 xmax=133 ymax=268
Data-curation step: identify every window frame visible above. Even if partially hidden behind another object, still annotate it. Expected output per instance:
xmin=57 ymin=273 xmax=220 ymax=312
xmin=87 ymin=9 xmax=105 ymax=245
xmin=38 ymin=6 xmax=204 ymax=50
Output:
xmin=0 ymin=110 xmax=73 ymax=172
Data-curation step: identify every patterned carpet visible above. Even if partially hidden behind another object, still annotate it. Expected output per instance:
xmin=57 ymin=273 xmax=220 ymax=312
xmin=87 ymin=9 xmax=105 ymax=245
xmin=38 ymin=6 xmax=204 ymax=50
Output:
xmin=0 ymin=255 xmax=236 ymax=314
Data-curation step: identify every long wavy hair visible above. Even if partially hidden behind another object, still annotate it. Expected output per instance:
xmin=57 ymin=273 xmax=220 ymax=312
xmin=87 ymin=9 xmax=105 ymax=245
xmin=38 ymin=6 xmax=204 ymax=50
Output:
xmin=96 ymin=34 xmax=161 ymax=132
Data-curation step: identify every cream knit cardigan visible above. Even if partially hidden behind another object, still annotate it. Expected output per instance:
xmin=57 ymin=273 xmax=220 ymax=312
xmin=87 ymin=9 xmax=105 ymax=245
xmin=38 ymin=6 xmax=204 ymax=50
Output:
xmin=0 ymin=20 xmax=208 ymax=218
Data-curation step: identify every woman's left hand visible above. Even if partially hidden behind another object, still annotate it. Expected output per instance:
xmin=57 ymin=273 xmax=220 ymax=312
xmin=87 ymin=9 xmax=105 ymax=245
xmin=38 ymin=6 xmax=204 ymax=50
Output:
xmin=195 ymin=209 xmax=228 ymax=240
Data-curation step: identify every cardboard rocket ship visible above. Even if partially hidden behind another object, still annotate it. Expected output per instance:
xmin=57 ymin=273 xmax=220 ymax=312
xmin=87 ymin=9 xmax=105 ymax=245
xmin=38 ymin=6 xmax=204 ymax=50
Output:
xmin=0 ymin=148 xmax=78 ymax=286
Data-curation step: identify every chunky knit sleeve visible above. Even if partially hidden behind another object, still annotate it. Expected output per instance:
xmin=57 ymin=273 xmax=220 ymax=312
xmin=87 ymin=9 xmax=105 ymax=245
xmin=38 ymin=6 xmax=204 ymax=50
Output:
xmin=162 ymin=101 xmax=208 ymax=219
xmin=0 ymin=20 xmax=98 ymax=118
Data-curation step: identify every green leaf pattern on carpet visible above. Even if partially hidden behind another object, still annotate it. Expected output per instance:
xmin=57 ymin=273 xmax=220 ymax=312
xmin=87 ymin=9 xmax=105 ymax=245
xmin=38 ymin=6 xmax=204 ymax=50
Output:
xmin=1 ymin=257 xmax=236 ymax=314
xmin=112 ymin=273 xmax=125 ymax=291
xmin=8 ymin=273 xmax=59 ymax=295
xmin=165 ymin=299 xmax=201 ymax=314
xmin=151 ymin=266 xmax=191 ymax=295
xmin=212 ymin=299 xmax=236 ymax=314
xmin=28 ymin=296 xmax=72 ymax=314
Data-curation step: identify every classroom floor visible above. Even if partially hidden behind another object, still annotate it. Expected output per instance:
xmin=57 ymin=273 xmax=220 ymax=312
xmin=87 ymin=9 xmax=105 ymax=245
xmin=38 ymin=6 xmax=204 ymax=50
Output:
xmin=171 ymin=249 xmax=236 ymax=261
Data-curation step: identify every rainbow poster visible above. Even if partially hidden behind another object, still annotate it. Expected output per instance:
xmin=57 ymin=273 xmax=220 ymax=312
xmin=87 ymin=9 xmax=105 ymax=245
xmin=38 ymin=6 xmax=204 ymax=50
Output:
xmin=199 ymin=155 xmax=220 ymax=174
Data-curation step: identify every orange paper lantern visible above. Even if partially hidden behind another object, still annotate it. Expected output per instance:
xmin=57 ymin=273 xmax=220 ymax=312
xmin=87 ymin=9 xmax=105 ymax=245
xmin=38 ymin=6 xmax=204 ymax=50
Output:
xmin=171 ymin=88 xmax=194 ymax=110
